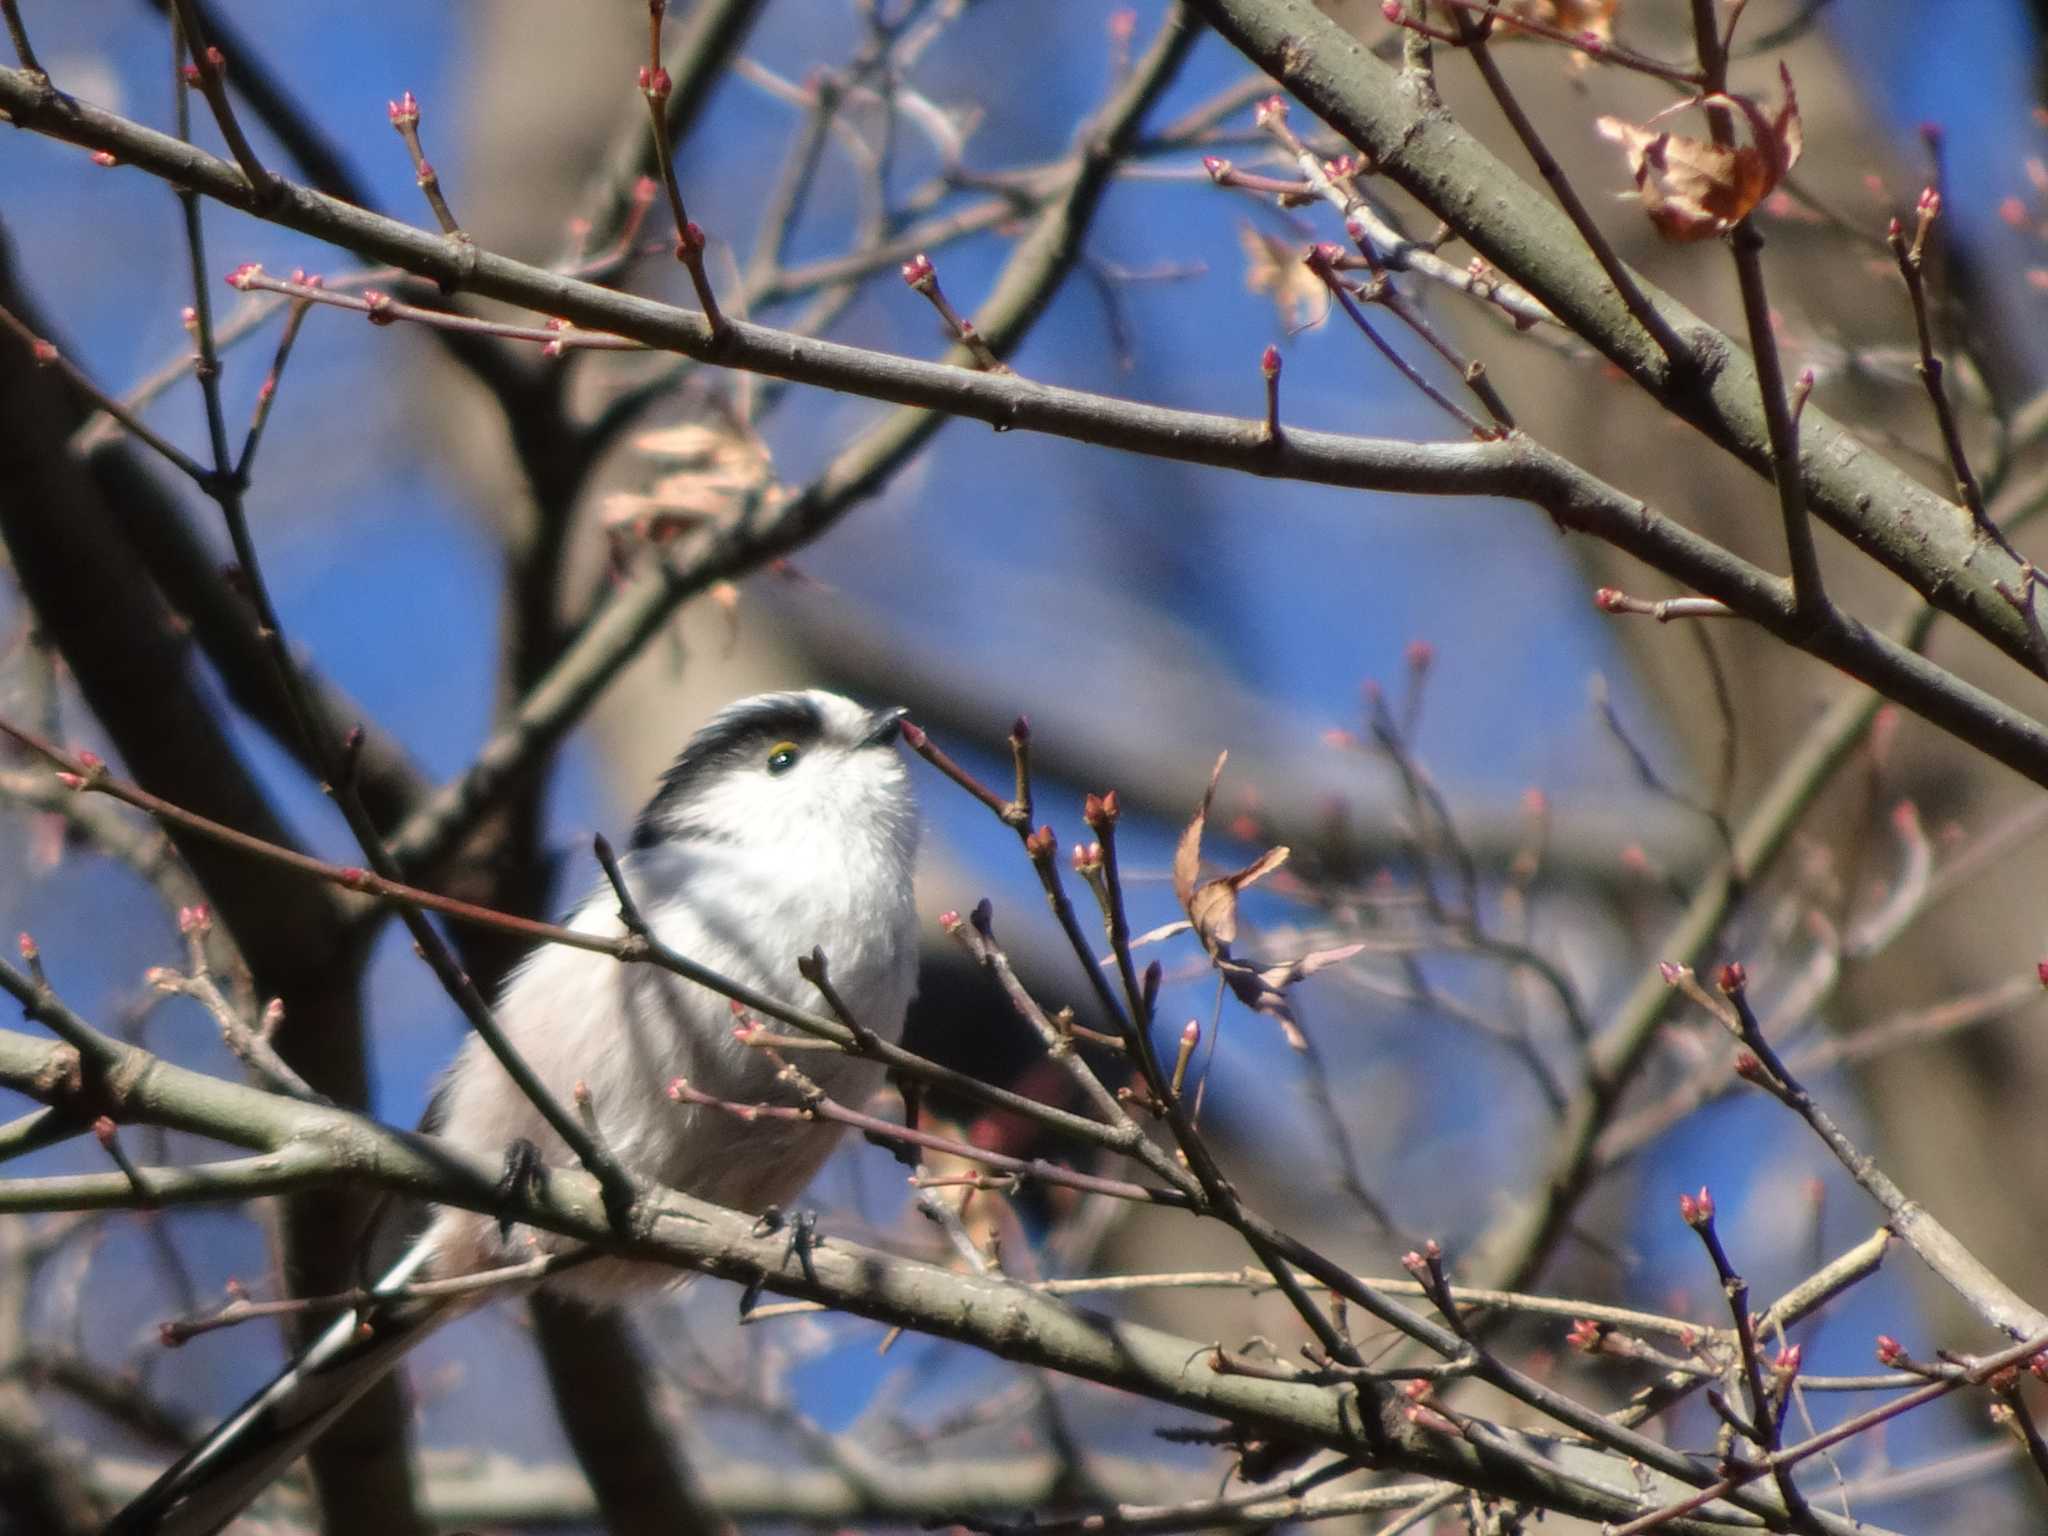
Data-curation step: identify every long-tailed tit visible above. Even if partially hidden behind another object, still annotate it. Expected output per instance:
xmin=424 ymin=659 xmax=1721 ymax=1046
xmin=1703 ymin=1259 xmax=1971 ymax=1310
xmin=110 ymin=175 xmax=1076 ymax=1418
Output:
xmin=111 ymin=689 xmax=921 ymax=1536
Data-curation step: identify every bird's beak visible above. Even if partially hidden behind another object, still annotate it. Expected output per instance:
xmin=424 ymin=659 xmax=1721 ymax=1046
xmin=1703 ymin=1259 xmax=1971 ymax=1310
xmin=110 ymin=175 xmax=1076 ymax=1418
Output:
xmin=862 ymin=705 xmax=908 ymax=748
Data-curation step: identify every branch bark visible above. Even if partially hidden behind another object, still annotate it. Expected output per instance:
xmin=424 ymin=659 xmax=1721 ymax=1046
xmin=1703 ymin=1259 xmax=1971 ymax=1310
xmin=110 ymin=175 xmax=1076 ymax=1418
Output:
xmin=0 ymin=1015 xmax=1898 ymax=1536
xmin=5 ymin=65 xmax=2044 ymax=790
xmin=1187 ymin=0 xmax=2045 ymax=674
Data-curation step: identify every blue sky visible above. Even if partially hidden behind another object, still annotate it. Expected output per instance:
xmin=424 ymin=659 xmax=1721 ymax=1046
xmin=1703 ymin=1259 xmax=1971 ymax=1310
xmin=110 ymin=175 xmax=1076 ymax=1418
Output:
xmin=5 ymin=0 xmax=2044 ymax=1518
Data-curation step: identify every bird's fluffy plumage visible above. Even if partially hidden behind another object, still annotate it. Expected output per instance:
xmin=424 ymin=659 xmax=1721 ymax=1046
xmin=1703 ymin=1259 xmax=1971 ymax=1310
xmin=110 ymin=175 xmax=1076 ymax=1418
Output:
xmin=112 ymin=689 xmax=921 ymax=1535
xmin=426 ymin=689 xmax=921 ymax=1291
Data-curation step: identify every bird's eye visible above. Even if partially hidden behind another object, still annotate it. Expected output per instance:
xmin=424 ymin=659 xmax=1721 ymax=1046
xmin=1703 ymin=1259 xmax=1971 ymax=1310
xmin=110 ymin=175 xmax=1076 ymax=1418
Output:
xmin=766 ymin=741 xmax=802 ymax=775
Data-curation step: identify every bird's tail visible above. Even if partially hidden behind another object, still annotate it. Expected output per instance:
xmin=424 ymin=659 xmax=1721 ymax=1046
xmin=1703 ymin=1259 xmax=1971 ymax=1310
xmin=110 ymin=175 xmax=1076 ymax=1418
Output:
xmin=106 ymin=1240 xmax=454 ymax=1536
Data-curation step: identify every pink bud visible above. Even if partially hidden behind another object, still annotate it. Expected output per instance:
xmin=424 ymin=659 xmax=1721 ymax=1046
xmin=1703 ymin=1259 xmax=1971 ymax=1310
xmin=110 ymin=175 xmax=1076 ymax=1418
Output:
xmin=90 ymin=150 xmax=116 ymax=168
xmin=1260 ymin=344 xmax=1281 ymax=378
xmin=1715 ymin=961 xmax=1746 ymax=994
xmin=901 ymin=253 xmax=935 ymax=288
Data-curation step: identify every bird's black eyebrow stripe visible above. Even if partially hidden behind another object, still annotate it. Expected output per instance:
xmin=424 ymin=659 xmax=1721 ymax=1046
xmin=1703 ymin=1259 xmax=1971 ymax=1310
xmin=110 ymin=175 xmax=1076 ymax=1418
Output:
xmin=629 ymin=693 xmax=827 ymax=848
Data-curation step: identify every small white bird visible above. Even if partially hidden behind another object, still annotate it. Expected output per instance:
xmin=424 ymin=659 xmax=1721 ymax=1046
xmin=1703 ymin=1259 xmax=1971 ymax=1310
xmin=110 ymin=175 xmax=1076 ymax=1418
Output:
xmin=111 ymin=689 xmax=922 ymax=1536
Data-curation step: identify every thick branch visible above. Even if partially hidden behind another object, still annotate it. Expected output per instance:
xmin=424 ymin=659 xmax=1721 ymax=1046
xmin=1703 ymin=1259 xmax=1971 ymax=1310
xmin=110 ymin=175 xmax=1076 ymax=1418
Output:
xmin=4 ymin=66 xmax=2043 ymax=790
xmin=1183 ymin=0 xmax=2044 ymax=676
xmin=0 ymin=1016 xmax=1896 ymax=1536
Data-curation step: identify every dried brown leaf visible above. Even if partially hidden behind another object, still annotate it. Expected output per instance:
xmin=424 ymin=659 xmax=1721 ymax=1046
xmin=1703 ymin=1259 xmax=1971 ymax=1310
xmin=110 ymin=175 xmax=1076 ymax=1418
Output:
xmin=1239 ymin=224 xmax=1328 ymax=331
xmin=1598 ymin=64 xmax=1802 ymax=242
xmin=609 ymin=418 xmax=778 ymax=545
xmin=1258 ymin=943 xmax=1367 ymax=991
xmin=1171 ymin=755 xmax=1354 ymax=1048
xmin=1497 ymin=0 xmax=1616 ymax=45
xmin=1126 ymin=918 xmax=1193 ymax=952
xmin=1172 ymin=752 xmax=1228 ymax=915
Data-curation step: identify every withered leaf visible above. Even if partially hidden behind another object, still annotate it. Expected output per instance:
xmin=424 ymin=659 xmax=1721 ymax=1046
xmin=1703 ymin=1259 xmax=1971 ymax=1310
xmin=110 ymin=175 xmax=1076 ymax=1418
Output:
xmin=1174 ymin=754 xmax=1291 ymax=953
xmin=1496 ymin=0 xmax=1617 ymax=47
xmin=1172 ymin=753 xmax=1357 ymax=1050
xmin=1239 ymin=223 xmax=1328 ymax=331
xmin=605 ymin=418 xmax=777 ymax=546
xmin=1597 ymin=64 xmax=1802 ymax=242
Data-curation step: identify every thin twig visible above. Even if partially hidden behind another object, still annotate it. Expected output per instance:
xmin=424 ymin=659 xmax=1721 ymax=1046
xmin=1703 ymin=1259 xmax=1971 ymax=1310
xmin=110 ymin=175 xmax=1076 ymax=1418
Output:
xmin=1887 ymin=189 xmax=2020 ymax=563
xmin=1451 ymin=8 xmax=1689 ymax=368
xmin=1674 ymin=962 xmax=2048 ymax=1341
xmin=167 ymin=0 xmax=278 ymax=204
xmin=667 ymin=1077 xmax=1190 ymax=1208
xmin=387 ymin=90 xmax=467 ymax=242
